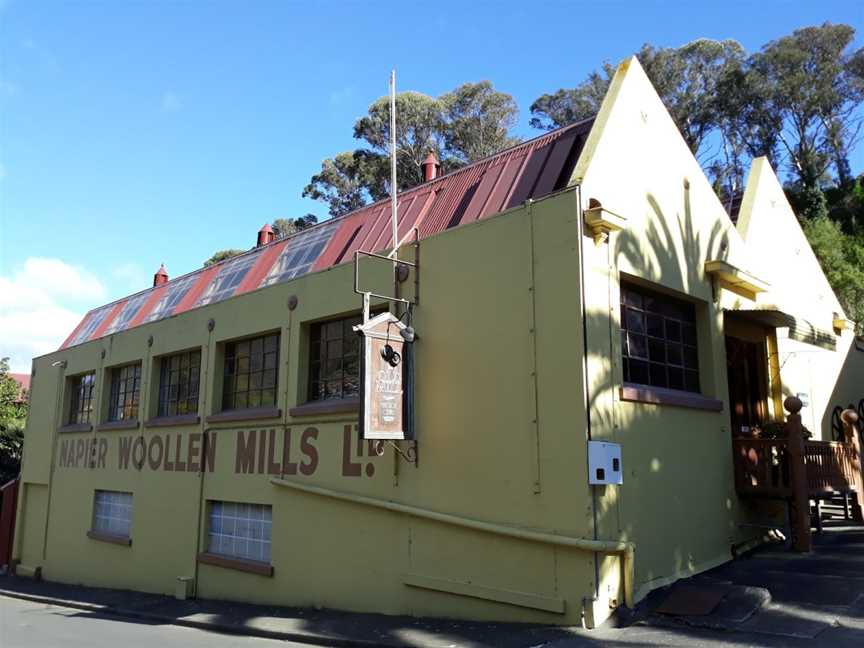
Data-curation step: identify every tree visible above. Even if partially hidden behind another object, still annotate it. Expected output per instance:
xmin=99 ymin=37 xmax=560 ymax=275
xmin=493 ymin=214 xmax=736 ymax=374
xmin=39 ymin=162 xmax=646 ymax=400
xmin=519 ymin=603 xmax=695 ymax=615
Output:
xmin=530 ymin=40 xmax=747 ymax=196
xmin=803 ymin=217 xmax=864 ymax=332
xmin=203 ymin=248 xmax=246 ymax=267
xmin=272 ymin=214 xmax=319 ymax=239
xmin=304 ymin=82 xmax=520 ymax=217
xmin=745 ymin=23 xmax=863 ymax=205
xmin=203 ymin=215 xmax=320 ymax=266
xmin=0 ymin=358 xmax=26 ymax=484
xmin=440 ymin=81 xmax=520 ymax=163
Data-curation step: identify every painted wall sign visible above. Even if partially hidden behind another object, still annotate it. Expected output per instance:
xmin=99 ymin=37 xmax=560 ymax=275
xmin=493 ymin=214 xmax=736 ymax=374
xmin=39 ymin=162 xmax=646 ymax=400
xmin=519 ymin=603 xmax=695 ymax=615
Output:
xmin=355 ymin=312 xmax=415 ymax=440
xmin=56 ymin=424 xmax=382 ymax=478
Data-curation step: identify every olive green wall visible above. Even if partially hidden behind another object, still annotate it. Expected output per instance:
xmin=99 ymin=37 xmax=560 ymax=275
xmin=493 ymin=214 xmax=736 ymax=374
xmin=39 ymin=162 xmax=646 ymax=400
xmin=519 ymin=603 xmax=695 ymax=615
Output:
xmin=15 ymin=189 xmax=604 ymax=626
xmin=16 ymin=55 xmax=863 ymax=631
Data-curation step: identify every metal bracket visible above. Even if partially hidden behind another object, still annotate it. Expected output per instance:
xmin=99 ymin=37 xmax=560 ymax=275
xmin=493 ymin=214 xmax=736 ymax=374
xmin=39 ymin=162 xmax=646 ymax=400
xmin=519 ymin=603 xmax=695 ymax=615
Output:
xmin=386 ymin=440 xmax=418 ymax=467
xmin=354 ymin=230 xmax=420 ymax=323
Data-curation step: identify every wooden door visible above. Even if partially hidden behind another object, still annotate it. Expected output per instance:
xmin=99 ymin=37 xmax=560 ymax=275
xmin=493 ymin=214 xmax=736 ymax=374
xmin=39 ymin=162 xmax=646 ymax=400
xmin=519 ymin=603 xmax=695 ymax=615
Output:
xmin=726 ymin=336 xmax=769 ymax=435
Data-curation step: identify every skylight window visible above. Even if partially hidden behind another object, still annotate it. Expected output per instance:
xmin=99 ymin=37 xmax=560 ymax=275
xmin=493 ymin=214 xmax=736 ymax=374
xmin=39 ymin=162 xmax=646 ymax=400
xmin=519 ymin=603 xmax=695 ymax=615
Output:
xmin=144 ymin=275 xmax=197 ymax=323
xmin=103 ymin=293 xmax=149 ymax=335
xmin=262 ymin=222 xmax=338 ymax=287
xmin=196 ymin=251 xmax=261 ymax=307
xmin=67 ymin=305 xmax=114 ymax=346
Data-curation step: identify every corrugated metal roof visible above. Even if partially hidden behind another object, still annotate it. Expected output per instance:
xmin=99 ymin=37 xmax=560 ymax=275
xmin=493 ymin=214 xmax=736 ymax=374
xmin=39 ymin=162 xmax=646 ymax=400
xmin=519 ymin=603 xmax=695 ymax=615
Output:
xmin=60 ymin=118 xmax=594 ymax=349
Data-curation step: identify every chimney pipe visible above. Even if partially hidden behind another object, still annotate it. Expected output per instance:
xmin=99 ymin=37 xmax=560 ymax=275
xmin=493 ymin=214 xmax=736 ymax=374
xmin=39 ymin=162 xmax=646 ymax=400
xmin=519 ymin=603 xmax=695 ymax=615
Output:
xmin=153 ymin=264 xmax=169 ymax=287
xmin=422 ymin=152 xmax=439 ymax=182
xmin=257 ymin=223 xmax=276 ymax=247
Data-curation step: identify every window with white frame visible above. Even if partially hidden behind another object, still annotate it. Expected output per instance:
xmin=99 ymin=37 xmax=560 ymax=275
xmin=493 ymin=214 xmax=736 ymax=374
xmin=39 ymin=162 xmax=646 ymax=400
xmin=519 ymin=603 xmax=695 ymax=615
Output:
xmin=207 ymin=501 xmax=272 ymax=563
xmin=92 ymin=490 xmax=133 ymax=538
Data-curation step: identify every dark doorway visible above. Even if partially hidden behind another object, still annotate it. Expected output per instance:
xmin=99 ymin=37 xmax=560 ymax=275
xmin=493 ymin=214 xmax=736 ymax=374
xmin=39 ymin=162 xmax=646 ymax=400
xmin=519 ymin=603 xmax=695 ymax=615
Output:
xmin=725 ymin=336 xmax=769 ymax=435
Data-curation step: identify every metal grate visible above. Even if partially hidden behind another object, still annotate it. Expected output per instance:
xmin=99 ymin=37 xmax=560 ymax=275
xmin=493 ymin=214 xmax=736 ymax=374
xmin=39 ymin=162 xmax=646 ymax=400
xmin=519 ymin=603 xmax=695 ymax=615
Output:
xmin=69 ymin=372 xmax=96 ymax=424
xmin=308 ymin=314 xmax=362 ymax=401
xmin=108 ymin=363 xmax=142 ymax=421
xmin=208 ymin=501 xmax=271 ymax=563
xmin=620 ymin=283 xmax=700 ymax=393
xmin=222 ymin=333 xmax=279 ymax=410
xmin=158 ymin=350 xmax=201 ymax=417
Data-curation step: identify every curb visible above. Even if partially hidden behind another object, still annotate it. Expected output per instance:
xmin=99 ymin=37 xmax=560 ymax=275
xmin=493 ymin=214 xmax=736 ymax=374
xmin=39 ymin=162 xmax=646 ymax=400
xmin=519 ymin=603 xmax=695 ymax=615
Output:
xmin=0 ymin=589 xmax=409 ymax=648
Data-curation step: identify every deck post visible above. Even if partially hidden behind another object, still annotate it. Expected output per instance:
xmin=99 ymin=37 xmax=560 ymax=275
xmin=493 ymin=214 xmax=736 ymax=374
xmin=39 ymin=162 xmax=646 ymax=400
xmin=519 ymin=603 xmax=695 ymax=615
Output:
xmin=785 ymin=396 xmax=812 ymax=552
xmin=841 ymin=409 xmax=864 ymax=522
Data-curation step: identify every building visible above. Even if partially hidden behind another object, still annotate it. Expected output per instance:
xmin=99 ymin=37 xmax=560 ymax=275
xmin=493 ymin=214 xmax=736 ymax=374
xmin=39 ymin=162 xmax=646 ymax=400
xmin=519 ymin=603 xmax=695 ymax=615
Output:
xmin=10 ymin=58 xmax=864 ymax=628
xmin=9 ymin=374 xmax=30 ymax=406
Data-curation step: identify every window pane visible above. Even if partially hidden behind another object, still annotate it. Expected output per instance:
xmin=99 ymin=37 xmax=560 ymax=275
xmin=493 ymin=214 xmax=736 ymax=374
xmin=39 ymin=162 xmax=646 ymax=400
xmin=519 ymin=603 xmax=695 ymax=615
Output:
xmin=93 ymin=490 xmax=133 ymax=538
xmin=221 ymin=335 xmax=278 ymax=411
xmin=207 ymin=500 xmax=272 ymax=565
xmin=620 ymin=282 xmax=700 ymax=393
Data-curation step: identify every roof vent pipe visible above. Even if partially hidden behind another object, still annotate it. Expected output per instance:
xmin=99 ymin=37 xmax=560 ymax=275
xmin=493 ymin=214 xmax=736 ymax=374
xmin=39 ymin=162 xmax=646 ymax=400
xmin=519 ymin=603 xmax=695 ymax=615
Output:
xmin=257 ymin=223 xmax=276 ymax=247
xmin=153 ymin=264 xmax=169 ymax=287
xmin=422 ymin=152 xmax=439 ymax=182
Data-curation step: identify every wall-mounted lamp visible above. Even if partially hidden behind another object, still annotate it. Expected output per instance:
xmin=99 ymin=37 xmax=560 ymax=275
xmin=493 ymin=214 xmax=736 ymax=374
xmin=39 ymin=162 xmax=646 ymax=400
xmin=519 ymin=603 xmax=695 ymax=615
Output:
xmin=51 ymin=360 xmax=67 ymax=368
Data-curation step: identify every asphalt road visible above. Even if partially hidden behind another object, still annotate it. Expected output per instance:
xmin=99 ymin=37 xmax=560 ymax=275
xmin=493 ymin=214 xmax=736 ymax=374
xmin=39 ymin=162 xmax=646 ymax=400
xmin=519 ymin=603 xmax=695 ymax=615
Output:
xmin=0 ymin=596 xmax=306 ymax=648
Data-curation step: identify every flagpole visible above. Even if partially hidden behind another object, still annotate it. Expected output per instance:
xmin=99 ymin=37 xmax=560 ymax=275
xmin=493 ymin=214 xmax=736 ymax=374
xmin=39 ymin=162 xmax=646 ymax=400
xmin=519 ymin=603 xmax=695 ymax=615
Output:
xmin=388 ymin=69 xmax=398 ymax=260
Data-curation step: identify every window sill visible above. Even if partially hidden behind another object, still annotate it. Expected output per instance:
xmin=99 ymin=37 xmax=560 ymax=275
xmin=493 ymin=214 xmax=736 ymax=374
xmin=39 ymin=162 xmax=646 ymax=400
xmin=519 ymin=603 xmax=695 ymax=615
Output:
xmin=144 ymin=414 xmax=201 ymax=428
xmin=289 ymin=397 xmax=360 ymax=418
xmin=58 ymin=423 xmax=93 ymax=434
xmin=97 ymin=419 xmax=140 ymax=432
xmin=619 ymin=384 xmax=723 ymax=412
xmin=197 ymin=552 xmax=273 ymax=577
xmin=205 ymin=407 xmax=281 ymax=424
xmin=87 ymin=530 xmax=132 ymax=546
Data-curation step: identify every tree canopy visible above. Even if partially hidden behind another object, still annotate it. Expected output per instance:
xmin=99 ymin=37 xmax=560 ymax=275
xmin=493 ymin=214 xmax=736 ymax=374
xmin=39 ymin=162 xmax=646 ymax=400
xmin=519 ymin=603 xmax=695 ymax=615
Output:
xmin=0 ymin=358 xmax=26 ymax=484
xmin=303 ymin=81 xmax=520 ymax=217
xmin=203 ymin=215 xmax=319 ymax=267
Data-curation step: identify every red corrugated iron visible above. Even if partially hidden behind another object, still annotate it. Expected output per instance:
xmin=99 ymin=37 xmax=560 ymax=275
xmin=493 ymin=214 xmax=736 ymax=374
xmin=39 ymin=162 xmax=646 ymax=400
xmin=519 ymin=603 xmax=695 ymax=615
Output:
xmin=59 ymin=118 xmax=593 ymax=349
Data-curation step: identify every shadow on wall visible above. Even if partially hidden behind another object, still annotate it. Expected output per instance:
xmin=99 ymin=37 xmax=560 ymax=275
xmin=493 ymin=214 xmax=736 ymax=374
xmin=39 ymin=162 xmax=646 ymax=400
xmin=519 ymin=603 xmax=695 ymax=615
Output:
xmin=584 ymin=182 xmax=738 ymax=591
xmin=821 ymin=339 xmax=864 ymax=440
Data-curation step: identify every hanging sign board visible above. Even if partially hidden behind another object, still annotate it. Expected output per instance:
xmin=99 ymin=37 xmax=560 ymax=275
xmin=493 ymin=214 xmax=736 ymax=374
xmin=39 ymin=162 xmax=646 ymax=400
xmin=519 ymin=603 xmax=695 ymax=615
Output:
xmin=355 ymin=312 xmax=414 ymax=440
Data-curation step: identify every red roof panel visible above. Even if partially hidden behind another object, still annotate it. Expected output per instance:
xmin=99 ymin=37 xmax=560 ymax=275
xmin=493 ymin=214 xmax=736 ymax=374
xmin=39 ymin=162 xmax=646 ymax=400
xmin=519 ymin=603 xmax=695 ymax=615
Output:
xmin=59 ymin=119 xmax=593 ymax=349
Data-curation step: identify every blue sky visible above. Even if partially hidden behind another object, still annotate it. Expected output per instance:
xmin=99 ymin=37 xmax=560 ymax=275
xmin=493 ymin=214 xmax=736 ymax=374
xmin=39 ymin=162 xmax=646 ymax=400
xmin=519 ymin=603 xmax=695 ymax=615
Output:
xmin=1 ymin=0 xmax=862 ymax=371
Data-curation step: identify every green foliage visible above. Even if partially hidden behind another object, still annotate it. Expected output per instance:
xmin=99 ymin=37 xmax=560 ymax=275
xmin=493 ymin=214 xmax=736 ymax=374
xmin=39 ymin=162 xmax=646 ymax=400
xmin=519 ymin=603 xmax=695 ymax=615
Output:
xmin=203 ymin=248 xmax=246 ymax=267
xmin=304 ymin=81 xmax=520 ymax=217
xmin=203 ymin=215 xmax=319 ymax=266
xmin=803 ymin=217 xmax=864 ymax=332
xmin=272 ymin=214 xmax=318 ymax=239
xmin=747 ymin=23 xmax=863 ymax=190
xmin=439 ymin=81 xmax=520 ymax=163
xmin=0 ymin=358 xmax=27 ymax=484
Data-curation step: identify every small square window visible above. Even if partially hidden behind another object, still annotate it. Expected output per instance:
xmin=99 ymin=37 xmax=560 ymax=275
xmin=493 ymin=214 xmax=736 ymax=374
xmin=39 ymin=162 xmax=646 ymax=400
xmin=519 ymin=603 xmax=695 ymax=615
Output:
xmin=208 ymin=501 xmax=272 ymax=564
xmin=92 ymin=490 xmax=133 ymax=539
xmin=620 ymin=282 xmax=700 ymax=393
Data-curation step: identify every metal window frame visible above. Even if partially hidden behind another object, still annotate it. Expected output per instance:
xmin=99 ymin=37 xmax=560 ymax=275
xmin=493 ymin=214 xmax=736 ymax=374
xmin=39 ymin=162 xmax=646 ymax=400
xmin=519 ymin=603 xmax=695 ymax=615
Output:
xmin=221 ymin=333 xmax=280 ymax=411
xmin=620 ymin=283 xmax=700 ymax=394
xmin=158 ymin=349 xmax=202 ymax=417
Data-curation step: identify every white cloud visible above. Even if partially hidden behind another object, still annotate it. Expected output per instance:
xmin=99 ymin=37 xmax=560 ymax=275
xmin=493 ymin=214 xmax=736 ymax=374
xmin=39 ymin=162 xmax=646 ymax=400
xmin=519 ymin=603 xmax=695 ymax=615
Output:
xmin=0 ymin=258 xmax=107 ymax=372
xmin=160 ymin=91 xmax=182 ymax=113
xmin=112 ymin=262 xmax=150 ymax=292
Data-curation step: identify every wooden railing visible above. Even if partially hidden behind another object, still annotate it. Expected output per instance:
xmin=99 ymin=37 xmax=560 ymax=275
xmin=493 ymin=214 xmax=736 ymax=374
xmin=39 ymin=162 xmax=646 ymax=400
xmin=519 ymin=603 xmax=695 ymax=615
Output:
xmin=731 ymin=397 xmax=863 ymax=551
xmin=804 ymin=440 xmax=861 ymax=495
xmin=732 ymin=439 xmax=792 ymax=497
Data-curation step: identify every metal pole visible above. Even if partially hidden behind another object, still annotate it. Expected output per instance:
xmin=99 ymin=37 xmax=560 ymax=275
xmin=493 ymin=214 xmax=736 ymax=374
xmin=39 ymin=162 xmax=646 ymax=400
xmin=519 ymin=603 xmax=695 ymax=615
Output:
xmin=388 ymin=69 xmax=399 ymax=260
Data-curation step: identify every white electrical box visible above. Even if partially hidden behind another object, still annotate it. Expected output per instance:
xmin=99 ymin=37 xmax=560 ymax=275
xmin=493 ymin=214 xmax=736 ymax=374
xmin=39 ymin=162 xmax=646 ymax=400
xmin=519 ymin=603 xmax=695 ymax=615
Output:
xmin=588 ymin=441 xmax=623 ymax=485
